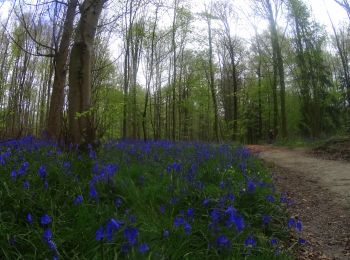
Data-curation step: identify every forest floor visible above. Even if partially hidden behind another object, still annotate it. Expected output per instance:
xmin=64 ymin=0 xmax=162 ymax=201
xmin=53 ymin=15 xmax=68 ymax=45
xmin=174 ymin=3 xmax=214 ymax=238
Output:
xmin=247 ymin=145 xmax=350 ymax=260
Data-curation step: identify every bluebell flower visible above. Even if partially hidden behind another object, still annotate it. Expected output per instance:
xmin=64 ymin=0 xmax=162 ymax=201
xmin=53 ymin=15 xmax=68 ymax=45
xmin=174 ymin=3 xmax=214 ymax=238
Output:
xmin=226 ymin=193 xmax=235 ymax=201
xmin=210 ymin=209 xmax=220 ymax=222
xmin=184 ymin=223 xmax=192 ymax=235
xmin=298 ymin=238 xmax=306 ymax=245
xmin=139 ymin=243 xmax=149 ymax=253
xmin=43 ymin=229 xmax=53 ymax=241
xmin=288 ymin=218 xmax=296 ymax=229
xmin=262 ymin=215 xmax=271 ymax=225
xmin=174 ymin=216 xmax=185 ymax=227
xmin=46 ymin=239 xmax=57 ymax=251
xmin=159 ymin=204 xmax=166 ymax=214
xmin=124 ymin=227 xmax=138 ymax=245
xmin=63 ymin=161 xmax=71 ymax=168
xmin=163 ymin=229 xmax=170 ymax=238
xmin=219 ymin=181 xmax=225 ymax=189
xmin=170 ymin=197 xmax=178 ymax=205
xmin=244 ymin=235 xmax=257 ymax=247
xmin=296 ymin=220 xmax=302 ymax=232
xmin=89 ymin=185 xmax=98 ymax=199
xmin=202 ymin=198 xmax=210 ymax=206
xmin=247 ymin=181 xmax=256 ymax=192
xmin=266 ymin=194 xmax=275 ymax=203
xmin=108 ymin=218 xmax=124 ymax=231
xmin=225 ymin=206 xmax=236 ymax=215
xmin=115 ymin=197 xmax=123 ymax=208
xmin=95 ymin=226 xmax=104 ymax=241
xmin=11 ymin=170 xmax=17 ymax=180
xmin=230 ymin=214 xmax=245 ymax=232
xmin=23 ymin=180 xmax=29 ymax=189
xmin=74 ymin=195 xmax=83 ymax=205
xmin=270 ymin=238 xmax=278 ymax=246
xmin=187 ymin=208 xmax=194 ymax=220
xmin=38 ymin=166 xmax=47 ymax=179
xmin=26 ymin=213 xmax=33 ymax=223
xmin=40 ymin=214 xmax=52 ymax=225
xmin=44 ymin=181 xmax=49 ymax=189
xmin=217 ymin=235 xmax=230 ymax=247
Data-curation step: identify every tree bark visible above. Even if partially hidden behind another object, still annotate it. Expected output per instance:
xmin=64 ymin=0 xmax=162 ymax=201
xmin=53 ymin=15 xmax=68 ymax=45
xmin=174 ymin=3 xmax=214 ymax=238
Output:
xmin=68 ymin=0 xmax=105 ymax=144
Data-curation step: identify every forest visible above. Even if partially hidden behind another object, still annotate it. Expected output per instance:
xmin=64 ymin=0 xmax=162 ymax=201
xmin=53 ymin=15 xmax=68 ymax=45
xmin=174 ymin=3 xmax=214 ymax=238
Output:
xmin=1 ymin=0 xmax=350 ymax=259
xmin=0 ymin=0 xmax=349 ymax=145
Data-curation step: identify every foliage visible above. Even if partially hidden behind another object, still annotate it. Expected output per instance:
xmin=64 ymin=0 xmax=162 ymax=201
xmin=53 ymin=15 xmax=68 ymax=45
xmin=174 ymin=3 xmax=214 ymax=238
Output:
xmin=0 ymin=137 xmax=304 ymax=259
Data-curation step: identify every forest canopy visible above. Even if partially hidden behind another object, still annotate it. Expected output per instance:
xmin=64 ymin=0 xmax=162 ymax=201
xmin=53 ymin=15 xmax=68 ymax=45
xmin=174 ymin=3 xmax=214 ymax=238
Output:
xmin=0 ymin=0 xmax=349 ymax=144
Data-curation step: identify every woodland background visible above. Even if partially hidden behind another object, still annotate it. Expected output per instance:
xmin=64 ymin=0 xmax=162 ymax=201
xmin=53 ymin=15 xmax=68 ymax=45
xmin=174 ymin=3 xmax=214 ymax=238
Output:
xmin=0 ymin=0 xmax=350 ymax=144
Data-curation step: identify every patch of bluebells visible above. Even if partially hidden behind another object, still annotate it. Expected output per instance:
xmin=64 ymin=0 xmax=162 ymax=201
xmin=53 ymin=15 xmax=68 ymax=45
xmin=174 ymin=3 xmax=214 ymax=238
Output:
xmin=0 ymin=137 xmax=302 ymax=258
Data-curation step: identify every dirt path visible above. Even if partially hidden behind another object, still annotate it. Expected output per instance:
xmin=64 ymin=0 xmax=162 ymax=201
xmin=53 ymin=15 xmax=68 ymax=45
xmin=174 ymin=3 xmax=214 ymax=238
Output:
xmin=247 ymin=145 xmax=350 ymax=260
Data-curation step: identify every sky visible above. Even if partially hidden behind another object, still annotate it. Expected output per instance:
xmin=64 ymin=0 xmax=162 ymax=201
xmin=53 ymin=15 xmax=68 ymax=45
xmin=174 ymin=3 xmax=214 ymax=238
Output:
xmin=0 ymin=0 xmax=348 ymax=33
xmin=0 ymin=0 xmax=349 ymax=61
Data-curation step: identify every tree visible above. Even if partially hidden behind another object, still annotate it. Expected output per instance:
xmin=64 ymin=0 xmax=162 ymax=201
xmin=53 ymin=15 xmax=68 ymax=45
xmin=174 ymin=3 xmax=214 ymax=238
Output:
xmin=68 ymin=0 xmax=106 ymax=144
xmin=47 ymin=0 xmax=78 ymax=140
xmin=254 ymin=0 xmax=287 ymax=138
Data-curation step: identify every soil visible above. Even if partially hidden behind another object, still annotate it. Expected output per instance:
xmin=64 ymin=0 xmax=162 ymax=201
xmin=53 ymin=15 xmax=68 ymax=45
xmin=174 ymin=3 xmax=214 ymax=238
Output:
xmin=247 ymin=145 xmax=350 ymax=260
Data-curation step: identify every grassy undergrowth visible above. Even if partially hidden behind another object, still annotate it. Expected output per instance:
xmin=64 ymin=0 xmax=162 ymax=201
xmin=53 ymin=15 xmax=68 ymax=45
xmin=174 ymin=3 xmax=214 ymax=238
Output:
xmin=0 ymin=137 xmax=303 ymax=259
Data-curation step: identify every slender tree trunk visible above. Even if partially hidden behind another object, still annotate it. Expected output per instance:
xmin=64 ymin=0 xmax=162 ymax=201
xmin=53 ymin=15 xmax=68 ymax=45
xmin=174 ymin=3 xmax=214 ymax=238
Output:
xmin=47 ymin=0 xmax=78 ymax=140
xmin=266 ymin=0 xmax=287 ymax=138
xmin=207 ymin=17 xmax=219 ymax=142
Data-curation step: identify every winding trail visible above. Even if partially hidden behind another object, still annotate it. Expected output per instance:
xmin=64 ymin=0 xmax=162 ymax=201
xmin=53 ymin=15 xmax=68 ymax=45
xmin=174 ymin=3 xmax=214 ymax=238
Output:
xmin=247 ymin=145 xmax=350 ymax=260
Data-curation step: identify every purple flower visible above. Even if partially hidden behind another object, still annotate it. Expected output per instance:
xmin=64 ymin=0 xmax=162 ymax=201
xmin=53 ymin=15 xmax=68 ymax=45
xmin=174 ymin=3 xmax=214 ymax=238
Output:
xmin=296 ymin=220 xmax=302 ymax=232
xmin=159 ymin=204 xmax=166 ymax=215
xmin=89 ymin=185 xmax=98 ymax=199
xmin=247 ymin=181 xmax=256 ymax=192
xmin=270 ymin=238 xmax=278 ymax=246
xmin=219 ymin=181 xmax=225 ymax=189
xmin=298 ymin=238 xmax=306 ymax=245
xmin=187 ymin=208 xmax=194 ymax=219
xmin=288 ymin=218 xmax=296 ymax=229
xmin=46 ymin=239 xmax=57 ymax=251
xmin=217 ymin=235 xmax=230 ymax=247
xmin=43 ymin=229 xmax=53 ymax=241
xmin=108 ymin=218 xmax=124 ymax=231
xmin=139 ymin=243 xmax=149 ymax=253
xmin=95 ymin=226 xmax=104 ymax=241
xmin=40 ymin=214 xmax=52 ymax=225
xmin=44 ymin=181 xmax=49 ymax=189
xmin=163 ymin=229 xmax=170 ymax=238
xmin=266 ymin=194 xmax=275 ymax=203
xmin=26 ymin=213 xmax=33 ymax=223
xmin=202 ymin=198 xmax=210 ymax=206
xmin=124 ymin=227 xmax=138 ymax=245
xmin=74 ymin=195 xmax=83 ymax=205
xmin=210 ymin=209 xmax=220 ymax=222
xmin=174 ymin=216 xmax=185 ymax=227
xmin=23 ymin=180 xmax=30 ymax=190
xmin=184 ymin=223 xmax=192 ymax=235
xmin=38 ymin=166 xmax=47 ymax=179
xmin=11 ymin=170 xmax=17 ymax=180
xmin=244 ymin=235 xmax=257 ymax=247
xmin=262 ymin=215 xmax=271 ymax=225
xmin=115 ymin=197 xmax=123 ymax=208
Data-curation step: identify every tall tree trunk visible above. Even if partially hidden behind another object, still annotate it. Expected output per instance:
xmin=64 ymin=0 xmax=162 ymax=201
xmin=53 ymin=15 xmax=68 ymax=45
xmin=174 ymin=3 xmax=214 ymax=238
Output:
xmin=207 ymin=17 xmax=219 ymax=142
xmin=47 ymin=0 xmax=78 ymax=140
xmin=266 ymin=0 xmax=287 ymax=138
xmin=68 ymin=0 xmax=105 ymax=144
xmin=171 ymin=0 xmax=178 ymax=141
xmin=143 ymin=8 xmax=158 ymax=141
